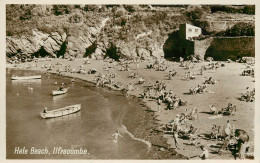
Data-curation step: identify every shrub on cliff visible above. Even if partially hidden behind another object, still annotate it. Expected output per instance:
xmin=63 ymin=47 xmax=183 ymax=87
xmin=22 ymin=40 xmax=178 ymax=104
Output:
xmin=186 ymin=7 xmax=211 ymax=34
xmin=243 ymin=5 xmax=255 ymax=15
xmin=69 ymin=12 xmax=83 ymax=23
xmin=186 ymin=8 xmax=203 ymax=21
xmin=114 ymin=17 xmax=128 ymax=27
xmin=216 ymin=22 xmax=255 ymax=37
xmin=194 ymin=20 xmax=210 ymax=34
xmin=52 ymin=5 xmax=72 ymax=16
xmin=210 ymin=5 xmax=243 ymax=14
xmin=210 ymin=5 xmax=255 ymax=15
xmin=83 ymin=5 xmax=100 ymax=12
xmin=37 ymin=24 xmax=55 ymax=34
xmin=113 ymin=7 xmax=127 ymax=18
xmin=7 ymin=5 xmax=34 ymax=21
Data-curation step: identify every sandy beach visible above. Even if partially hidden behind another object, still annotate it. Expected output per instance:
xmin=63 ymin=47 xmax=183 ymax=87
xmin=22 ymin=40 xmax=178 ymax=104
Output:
xmin=6 ymin=58 xmax=255 ymax=159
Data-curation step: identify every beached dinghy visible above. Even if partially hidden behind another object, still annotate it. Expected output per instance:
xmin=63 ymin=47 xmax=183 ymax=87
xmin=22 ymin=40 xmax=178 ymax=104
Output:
xmin=40 ymin=104 xmax=81 ymax=119
xmin=11 ymin=75 xmax=41 ymax=80
xmin=52 ymin=87 xmax=70 ymax=96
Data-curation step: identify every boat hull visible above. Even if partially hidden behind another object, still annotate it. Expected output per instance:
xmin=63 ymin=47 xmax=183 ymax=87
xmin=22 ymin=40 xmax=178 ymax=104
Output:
xmin=40 ymin=104 xmax=81 ymax=119
xmin=52 ymin=88 xmax=69 ymax=96
xmin=11 ymin=75 xmax=41 ymax=80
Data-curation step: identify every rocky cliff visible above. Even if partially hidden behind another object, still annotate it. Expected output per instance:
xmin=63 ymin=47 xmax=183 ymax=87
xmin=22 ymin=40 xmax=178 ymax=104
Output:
xmin=6 ymin=30 xmax=67 ymax=57
xmin=6 ymin=5 xmax=255 ymax=61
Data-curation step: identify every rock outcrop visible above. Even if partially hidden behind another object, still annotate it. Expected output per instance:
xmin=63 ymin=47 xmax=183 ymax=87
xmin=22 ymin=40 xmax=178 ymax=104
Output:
xmin=66 ymin=18 xmax=110 ymax=58
xmin=6 ymin=30 xmax=67 ymax=57
xmin=6 ymin=17 xmax=109 ymax=58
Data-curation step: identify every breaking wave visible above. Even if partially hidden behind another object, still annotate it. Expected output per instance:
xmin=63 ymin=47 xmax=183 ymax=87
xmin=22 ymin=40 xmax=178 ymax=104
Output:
xmin=121 ymin=124 xmax=152 ymax=150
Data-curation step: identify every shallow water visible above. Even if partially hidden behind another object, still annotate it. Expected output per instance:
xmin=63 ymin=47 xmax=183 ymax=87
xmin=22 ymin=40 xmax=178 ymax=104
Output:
xmin=6 ymin=69 xmax=149 ymax=159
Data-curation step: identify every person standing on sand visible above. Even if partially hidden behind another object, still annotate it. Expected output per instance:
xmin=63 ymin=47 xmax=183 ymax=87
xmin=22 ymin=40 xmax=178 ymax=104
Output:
xmin=190 ymin=107 xmax=198 ymax=120
xmin=126 ymin=89 xmax=130 ymax=97
xmin=184 ymin=72 xmax=188 ymax=79
xmin=172 ymin=114 xmax=182 ymax=133
xmin=126 ymin=83 xmax=133 ymax=97
xmin=136 ymin=59 xmax=139 ymax=69
xmin=199 ymin=145 xmax=209 ymax=160
xmin=180 ymin=57 xmax=184 ymax=66
xmin=172 ymin=114 xmax=181 ymax=149
xmin=223 ymin=120 xmax=232 ymax=138
xmin=172 ymin=130 xmax=179 ymax=149
xmin=157 ymin=97 xmax=161 ymax=112
xmin=211 ymin=124 xmax=219 ymax=141
xmin=173 ymin=114 xmax=180 ymax=125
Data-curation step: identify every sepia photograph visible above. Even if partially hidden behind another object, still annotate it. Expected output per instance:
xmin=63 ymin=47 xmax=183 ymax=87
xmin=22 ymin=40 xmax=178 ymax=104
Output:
xmin=5 ymin=3 xmax=256 ymax=160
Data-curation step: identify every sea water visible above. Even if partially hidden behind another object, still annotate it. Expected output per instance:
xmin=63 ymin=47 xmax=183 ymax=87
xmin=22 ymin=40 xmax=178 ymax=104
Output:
xmin=6 ymin=69 xmax=149 ymax=159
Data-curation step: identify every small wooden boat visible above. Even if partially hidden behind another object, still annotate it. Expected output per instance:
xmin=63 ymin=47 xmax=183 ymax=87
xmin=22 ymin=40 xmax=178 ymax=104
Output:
xmin=11 ymin=75 xmax=41 ymax=80
xmin=40 ymin=104 xmax=81 ymax=119
xmin=52 ymin=87 xmax=70 ymax=96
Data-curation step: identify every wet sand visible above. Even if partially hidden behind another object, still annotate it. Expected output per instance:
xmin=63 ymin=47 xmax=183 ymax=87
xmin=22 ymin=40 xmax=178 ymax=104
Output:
xmin=6 ymin=58 xmax=255 ymax=159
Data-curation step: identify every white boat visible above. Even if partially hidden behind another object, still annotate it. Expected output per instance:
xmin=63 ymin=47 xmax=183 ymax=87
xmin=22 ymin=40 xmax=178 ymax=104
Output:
xmin=11 ymin=75 xmax=41 ymax=80
xmin=52 ymin=87 xmax=70 ymax=96
xmin=40 ymin=104 xmax=81 ymax=119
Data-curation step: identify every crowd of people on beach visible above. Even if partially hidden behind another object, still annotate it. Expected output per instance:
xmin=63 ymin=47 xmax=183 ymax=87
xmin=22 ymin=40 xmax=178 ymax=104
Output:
xmin=240 ymin=88 xmax=255 ymax=102
xmin=242 ymin=69 xmax=254 ymax=77
xmin=7 ymin=53 xmax=254 ymax=160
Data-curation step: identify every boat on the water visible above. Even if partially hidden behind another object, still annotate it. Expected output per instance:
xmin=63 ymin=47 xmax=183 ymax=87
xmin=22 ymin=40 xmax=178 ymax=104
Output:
xmin=11 ymin=75 xmax=41 ymax=80
xmin=40 ymin=104 xmax=81 ymax=119
xmin=52 ymin=87 xmax=70 ymax=96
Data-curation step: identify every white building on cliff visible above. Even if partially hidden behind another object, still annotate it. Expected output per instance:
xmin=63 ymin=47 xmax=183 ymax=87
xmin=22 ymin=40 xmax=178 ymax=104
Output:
xmin=179 ymin=23 xmax=202 ymax=41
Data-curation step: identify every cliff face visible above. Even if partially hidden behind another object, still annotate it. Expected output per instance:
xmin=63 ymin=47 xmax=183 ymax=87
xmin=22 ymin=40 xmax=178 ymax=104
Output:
xmin=6 ymin=30 xmax=67 ymax=57
xmin=6 ymin=5 xmax=190 ymax=60
xmin=6 ymin=5 xmax=255 ymax=60
xmin=6 ymin=5 xmax=110 ymax=59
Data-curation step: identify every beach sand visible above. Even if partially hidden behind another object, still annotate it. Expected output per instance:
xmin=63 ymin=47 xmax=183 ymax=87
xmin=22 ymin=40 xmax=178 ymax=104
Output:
xmin=7 ymin=58 xmax=255 ymax=159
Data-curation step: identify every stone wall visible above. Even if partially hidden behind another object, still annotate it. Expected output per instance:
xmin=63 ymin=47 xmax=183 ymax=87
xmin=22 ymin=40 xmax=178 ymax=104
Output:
xmin=204 ymin=37 xmax=255 ymax=61
xmin=194 ymin=38 xmax=213 ymax=60
xmin=164 ymin=35 xmax=254 ymax=61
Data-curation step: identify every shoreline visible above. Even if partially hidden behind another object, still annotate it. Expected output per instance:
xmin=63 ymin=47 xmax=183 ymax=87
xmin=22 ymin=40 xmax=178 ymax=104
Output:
xmin=6 ymin=66 xmax=185 ymax=159
xmin=6 ymin=57 xmax=255 ymax=159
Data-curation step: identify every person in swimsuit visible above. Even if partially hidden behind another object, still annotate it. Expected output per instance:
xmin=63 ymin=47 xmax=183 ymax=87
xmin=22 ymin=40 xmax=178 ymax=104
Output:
xmin=112 ymin=129 xmax=123 ymax=143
